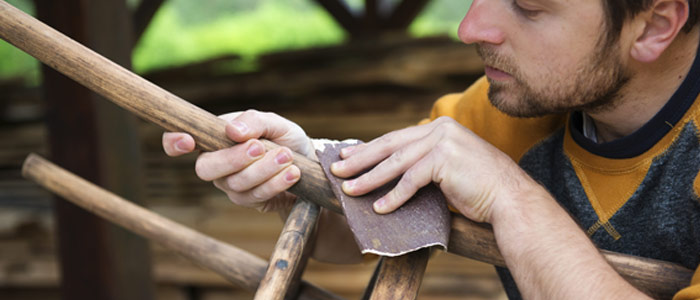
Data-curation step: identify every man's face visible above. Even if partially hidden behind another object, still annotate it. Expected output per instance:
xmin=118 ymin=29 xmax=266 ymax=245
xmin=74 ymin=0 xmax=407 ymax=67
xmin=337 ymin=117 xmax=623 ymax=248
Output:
xmin=459 ymin=0 xmax=631 ymax=117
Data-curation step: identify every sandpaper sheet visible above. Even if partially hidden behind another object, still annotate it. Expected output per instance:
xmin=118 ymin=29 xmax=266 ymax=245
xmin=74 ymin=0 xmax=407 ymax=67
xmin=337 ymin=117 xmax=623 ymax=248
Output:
xmin=316 ymin=142 xmax=451 ymax=257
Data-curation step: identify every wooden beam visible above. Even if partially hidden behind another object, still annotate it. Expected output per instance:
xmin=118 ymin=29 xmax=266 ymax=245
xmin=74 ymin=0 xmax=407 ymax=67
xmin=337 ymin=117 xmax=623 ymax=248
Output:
xmin=385 ymin=0 xmax=431 ymax=30
xmin=313 ymin=0 xmax=363 ymax=37
xmin=366 ymin=249 xmax=430 ymax=300
xmin=132 ymin=0 xmax=164 ymax=43
xmin=33 ymin=0 xmax=152 ymax=299
xmin=254 ymin=199 xmax=320 ymax=300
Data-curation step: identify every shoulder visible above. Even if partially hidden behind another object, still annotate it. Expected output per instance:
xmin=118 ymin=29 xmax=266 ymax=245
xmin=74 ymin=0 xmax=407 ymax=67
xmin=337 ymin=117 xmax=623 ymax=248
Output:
xmin=427 ymin=77 xmax=567 ymax=162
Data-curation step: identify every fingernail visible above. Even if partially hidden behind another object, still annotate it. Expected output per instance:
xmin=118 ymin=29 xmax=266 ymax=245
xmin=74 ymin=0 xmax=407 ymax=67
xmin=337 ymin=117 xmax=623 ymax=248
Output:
xmin=247 ymin=143 xmax=264 ymax=158
xmin=342 ymin=179 xmax=356 ymax=193
xmin=174 ymin=139 xmax=188 ymax=153
xmin=230 ymin=121 xmax=248 ymax=134
xmin=331 ymin=160 xmax=344 ymax=172
xmin=373 ymin=198 xmax=386 ymax=212
xmin=284 ymin=169 xmax=299 ymax=182
xmin=340 ymin=146 xmax=355 ymax=157
xmin=275 ymin=150 xmax=291 ymax=165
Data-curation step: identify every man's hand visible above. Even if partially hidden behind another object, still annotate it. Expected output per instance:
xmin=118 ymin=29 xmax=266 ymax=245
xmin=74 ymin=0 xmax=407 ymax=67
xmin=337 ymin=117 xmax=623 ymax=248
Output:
xmin=162 ymin=110 xmax=315 ymax=212
xmin=330 ymin=116 xmax=535 ymax=223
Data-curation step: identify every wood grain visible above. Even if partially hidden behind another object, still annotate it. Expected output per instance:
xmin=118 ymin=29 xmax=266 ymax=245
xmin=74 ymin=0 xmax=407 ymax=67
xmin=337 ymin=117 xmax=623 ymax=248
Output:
xmin=0 ymin=1 xmax=693 ymax=298
xmin=367 ymin=248 xmax=430 ymax=300
xmin=255 ymin=199 xmax=320 ymax=300
xmin=21 ymin=154 xmax=341 ymax=300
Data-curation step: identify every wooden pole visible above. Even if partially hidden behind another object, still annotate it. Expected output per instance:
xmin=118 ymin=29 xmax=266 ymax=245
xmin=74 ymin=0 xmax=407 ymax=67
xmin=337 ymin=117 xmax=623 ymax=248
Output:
xmin=0 ymin=2 xmax=692 ymax=298
xmin=255 ymin=200 xmax=320 ymax=300
xmin=21 ymin=154 xmax=342 ymax=300
xmin=366 ymin=249 xmax=430 ymax=300
xmin=0 ymin=0 xmax=340 ymax=214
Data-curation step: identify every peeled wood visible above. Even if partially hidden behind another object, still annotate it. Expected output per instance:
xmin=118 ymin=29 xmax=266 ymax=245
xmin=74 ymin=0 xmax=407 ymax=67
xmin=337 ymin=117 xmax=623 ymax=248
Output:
xmin=255 ymin=199 xmax=320 ymax=300
xmin=21 ymin=154 xmax=342 ymax=300
xmin=0 ymin=2 xmax=692 ymax=298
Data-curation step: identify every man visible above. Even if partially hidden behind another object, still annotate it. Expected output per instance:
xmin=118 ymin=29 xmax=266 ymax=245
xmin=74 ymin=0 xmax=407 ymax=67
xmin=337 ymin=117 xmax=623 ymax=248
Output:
xmin=163 ymin=0 xmax=700 ymax=298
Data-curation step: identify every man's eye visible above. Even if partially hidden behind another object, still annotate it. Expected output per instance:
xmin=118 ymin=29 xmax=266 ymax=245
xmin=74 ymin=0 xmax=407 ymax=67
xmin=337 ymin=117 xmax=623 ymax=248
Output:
xmin=512 ymin=1 xmax=542 ymax=18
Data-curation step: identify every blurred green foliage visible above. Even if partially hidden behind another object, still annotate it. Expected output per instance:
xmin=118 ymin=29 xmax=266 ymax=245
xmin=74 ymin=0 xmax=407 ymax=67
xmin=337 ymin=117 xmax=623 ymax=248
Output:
xmin=0 ymin=0 xmax=39 ymax=85
xmin=411 ymin=0 xmax=471 ymax=38
xmin=132 ymin=0 xmax=346 ymax=73
xmin=0 ymin=0 xmax=470 ymax=85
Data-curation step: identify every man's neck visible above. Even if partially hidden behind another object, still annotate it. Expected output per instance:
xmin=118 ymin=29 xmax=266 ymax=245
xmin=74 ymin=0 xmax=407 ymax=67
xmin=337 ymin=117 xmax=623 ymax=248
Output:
xmin=587 ymin=28 xmax=700 ymax=144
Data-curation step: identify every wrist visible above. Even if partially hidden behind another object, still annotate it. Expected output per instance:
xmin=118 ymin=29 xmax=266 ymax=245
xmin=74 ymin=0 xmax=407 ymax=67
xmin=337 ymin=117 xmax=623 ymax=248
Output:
xmin=488 ymin=174 xmax=552 ymax=225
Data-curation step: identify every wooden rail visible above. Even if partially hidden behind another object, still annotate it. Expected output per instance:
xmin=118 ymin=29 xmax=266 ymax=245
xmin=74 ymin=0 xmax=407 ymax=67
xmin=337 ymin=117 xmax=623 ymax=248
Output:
xmin=255 ymin=199 xmax=320 ymax=300
xmin=22 ymin=154 xmax=342 ymax=300
xmin=0 ymin=1 xmax=692 ymax=298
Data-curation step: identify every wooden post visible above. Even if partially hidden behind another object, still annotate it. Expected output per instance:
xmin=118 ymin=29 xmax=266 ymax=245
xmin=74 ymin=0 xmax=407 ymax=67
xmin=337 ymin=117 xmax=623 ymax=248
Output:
xmin=33 ymin=0 xmax=153 ymax=299
xmin=366 ymin=249 xmax=430 ymax=300
xmin=0 ymin=2 xmax=693 ymax=298
xmin=255 ymin=199 xmax=320 ymax=300
xmin=21 ymin=154 xmax=343 ymax=300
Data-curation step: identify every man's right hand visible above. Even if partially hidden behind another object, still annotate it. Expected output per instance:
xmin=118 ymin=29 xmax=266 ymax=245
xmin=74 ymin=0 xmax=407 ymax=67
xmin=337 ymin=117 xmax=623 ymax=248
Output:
xmin=162 ymin=110 xmax=316 ymax=212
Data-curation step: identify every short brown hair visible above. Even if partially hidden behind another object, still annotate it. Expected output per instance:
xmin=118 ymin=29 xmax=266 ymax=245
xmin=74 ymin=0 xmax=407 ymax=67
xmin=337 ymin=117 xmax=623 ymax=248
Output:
xmin=602 ymin=0 xmax=699 ymax=44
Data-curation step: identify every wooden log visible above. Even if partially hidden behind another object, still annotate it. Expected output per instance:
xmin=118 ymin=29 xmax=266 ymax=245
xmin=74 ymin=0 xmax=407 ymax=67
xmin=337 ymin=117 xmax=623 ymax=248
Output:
xmin=255 ymin=199 xmax=320 ymax=300
xmin=367 ymin=248 xmax=430 ymax=300
xmin=21 ymin=153 xmax=342 ymax=300
xmin=0 ymin=2 xmax=692 ymax=298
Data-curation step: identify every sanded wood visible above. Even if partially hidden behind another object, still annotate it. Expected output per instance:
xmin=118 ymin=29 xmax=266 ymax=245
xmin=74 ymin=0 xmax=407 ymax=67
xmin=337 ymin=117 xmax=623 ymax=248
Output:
xmin=0 ymin=2 xmax=692 ymax=297
xmin=255 ymin=199 xmax=320 ymax=300
xmin=367 ymin=248 xmax=430 ymax=300
xmin=21 ymin=154 xmax=342 ymax=300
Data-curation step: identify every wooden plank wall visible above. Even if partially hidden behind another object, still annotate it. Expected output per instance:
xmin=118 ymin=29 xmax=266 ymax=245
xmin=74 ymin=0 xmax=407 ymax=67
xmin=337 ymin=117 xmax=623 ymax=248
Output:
xmin=0 ymin=36 xmax=507 ymax=299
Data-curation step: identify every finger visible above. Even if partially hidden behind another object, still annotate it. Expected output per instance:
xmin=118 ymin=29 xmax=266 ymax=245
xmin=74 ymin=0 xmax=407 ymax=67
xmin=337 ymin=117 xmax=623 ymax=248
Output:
xmin=215 ymin=165 xmax=300 ymax=208
xmin=373 ymin=156 xmax=434 ymax=214
xmin=222 ymin=147 xmax=294 ymax=193
xmin=340 ymin=136 xmax=434 ymax=196
xmin=331 ymin=124 xmax=434 ymax=178
xmin=162 ymin=132 xmax=196 ymax=157
xmin=244 ymin=165 xmax=301 ymax=208
xmin=194 ymin=139 xmax=265 ymax=181
xmin=225 ymin=109 xmax=299 ymax=143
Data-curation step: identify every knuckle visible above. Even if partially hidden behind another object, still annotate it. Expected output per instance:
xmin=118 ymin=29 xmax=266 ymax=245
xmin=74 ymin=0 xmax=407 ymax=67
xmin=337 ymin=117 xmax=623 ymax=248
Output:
xmin=387 ymin=148 xmax=405 ymax=165
xmin=249 ymin=189 xmax=267 ymax=203
xmin=434 ymin=116 xmax=454 ymax=124
xmin=240 ymin=109 xmax=260 ymax=120
xmin=436 ymin=118 xmax=458 ymax=130
xmin=400 ymin=169 xmax=416 ymax=189
xmin=226 ymin=176 xmax=245 ymax=193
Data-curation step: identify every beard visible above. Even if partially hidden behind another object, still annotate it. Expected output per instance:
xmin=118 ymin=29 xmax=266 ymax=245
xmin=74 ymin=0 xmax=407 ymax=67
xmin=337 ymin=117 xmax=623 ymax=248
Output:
xmin=478 ymin=41 xmax=631 ymax=118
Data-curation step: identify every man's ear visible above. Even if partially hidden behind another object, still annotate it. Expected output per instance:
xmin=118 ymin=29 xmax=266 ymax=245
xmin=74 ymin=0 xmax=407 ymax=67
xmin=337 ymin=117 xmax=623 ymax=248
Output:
xmin=630 ymin=0 xmax=689 ymax=63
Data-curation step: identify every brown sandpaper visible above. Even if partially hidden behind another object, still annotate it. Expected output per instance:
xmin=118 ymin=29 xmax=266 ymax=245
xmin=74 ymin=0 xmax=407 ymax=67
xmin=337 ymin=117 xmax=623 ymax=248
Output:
xmin=316 ymin=142 xmax=450 ymax=256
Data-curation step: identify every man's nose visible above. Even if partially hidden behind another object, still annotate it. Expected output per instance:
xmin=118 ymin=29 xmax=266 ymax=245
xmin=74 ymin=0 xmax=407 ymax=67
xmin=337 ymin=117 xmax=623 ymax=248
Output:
xmin=458 ymin=0 xmax=506 ymax=45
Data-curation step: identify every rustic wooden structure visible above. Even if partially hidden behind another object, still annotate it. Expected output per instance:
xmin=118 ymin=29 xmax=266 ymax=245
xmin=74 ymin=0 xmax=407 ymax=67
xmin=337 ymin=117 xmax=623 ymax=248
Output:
xmin=0 ymin=1 xmax=695 ymax=299
xmin=33 ymin=0 xmax=153 ymax=299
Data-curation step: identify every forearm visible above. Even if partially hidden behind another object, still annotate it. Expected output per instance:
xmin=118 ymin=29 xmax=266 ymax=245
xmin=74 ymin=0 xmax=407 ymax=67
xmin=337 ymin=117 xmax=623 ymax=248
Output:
xmin=490 ymin=183 xmax=651 ymax=300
